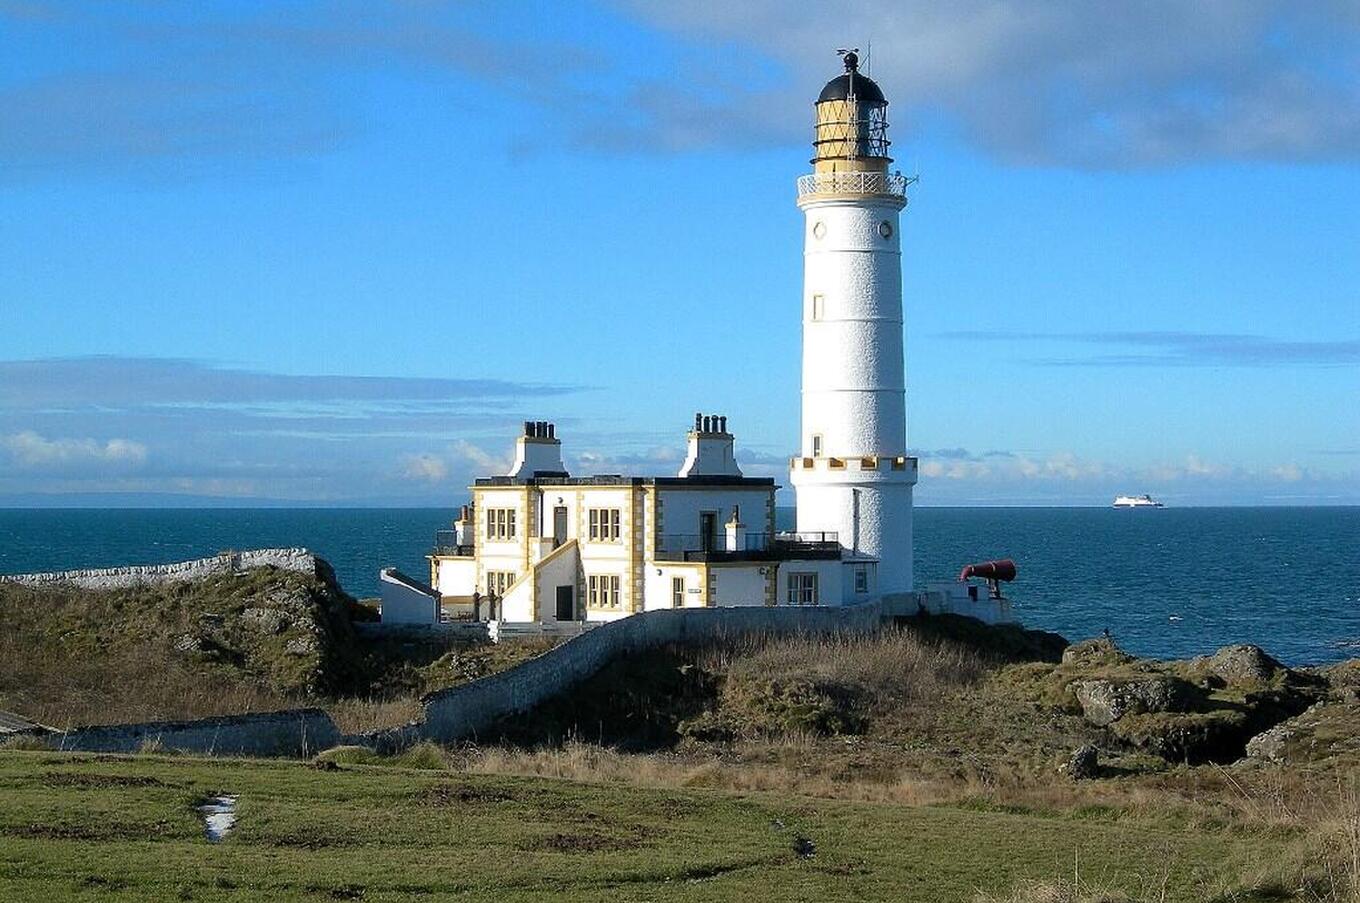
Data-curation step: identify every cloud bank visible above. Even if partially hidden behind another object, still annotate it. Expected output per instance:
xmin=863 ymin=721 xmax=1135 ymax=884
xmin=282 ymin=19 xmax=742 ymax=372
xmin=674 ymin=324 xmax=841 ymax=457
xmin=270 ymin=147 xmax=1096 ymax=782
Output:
xmin=620 ymin=0 xmax=1360 ymax=166
xmin=5 ymin=1 xmax=1358 ymax=176
xmin=939 ymin=331 xmax=1360 ymax=367
xmin=0 ymin=356 xmax=582 ymax=504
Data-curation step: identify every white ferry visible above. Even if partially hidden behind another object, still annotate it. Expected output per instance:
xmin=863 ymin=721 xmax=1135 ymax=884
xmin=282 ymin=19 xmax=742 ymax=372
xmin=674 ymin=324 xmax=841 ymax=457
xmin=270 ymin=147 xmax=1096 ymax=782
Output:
xmin=1113 ymin=494 xmax=1164 ymax=508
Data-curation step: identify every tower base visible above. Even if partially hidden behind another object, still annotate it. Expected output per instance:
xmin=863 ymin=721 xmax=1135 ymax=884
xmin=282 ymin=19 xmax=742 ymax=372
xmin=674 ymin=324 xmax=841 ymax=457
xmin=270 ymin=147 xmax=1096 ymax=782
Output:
xmin=789 ymin=456 xmax=917 ymax=593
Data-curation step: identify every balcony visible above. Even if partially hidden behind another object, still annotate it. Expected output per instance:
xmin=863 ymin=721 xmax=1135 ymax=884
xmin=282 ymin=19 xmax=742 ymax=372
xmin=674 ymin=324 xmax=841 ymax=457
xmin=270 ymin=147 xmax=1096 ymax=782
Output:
xmin=431 ymin=530 xmax=474 ymax=557
xmin=654 ymin=531 xmax=840 ymax=562
xmin=796 ymin=171 xmax=912 ymax=200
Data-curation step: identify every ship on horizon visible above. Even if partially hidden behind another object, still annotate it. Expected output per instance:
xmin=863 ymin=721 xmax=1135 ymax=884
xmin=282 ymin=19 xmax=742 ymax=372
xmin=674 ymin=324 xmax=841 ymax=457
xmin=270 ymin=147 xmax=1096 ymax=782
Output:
xmin=1113 ymin=494 xmax=1165 ymax=508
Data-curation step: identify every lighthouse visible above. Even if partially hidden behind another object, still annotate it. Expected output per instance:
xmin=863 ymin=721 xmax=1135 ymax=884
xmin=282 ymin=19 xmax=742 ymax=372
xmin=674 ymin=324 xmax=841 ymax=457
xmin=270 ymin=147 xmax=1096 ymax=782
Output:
xmin=789 ymin=51 xmax=918 ymax=594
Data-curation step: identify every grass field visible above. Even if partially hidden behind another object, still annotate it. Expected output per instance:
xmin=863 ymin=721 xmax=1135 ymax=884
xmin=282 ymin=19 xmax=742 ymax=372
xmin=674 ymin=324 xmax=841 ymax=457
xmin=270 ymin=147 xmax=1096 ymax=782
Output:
xmin=0 ymin=749 xmax=1312 ymax=902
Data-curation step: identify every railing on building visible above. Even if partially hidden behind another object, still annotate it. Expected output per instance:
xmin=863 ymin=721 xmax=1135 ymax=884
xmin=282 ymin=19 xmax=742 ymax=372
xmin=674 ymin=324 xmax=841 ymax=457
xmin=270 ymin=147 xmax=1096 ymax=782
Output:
xmin=432 ymin=530 xmax=474 ymax=557
xmin=655 ymin=533 xmax=730 ymax=559
xmin=774 ymin=531 xmax=839 ymax=550
xmin=796 ymin=171 xmax=912 ymax=199
xmin=654 ymin=531 xmax=839 ymax=561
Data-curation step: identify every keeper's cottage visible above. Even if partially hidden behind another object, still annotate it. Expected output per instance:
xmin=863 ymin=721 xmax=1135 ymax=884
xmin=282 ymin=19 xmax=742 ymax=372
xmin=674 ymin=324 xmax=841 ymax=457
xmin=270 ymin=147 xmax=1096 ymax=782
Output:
xmin=429 ymin=52 xmax=918 ymax=622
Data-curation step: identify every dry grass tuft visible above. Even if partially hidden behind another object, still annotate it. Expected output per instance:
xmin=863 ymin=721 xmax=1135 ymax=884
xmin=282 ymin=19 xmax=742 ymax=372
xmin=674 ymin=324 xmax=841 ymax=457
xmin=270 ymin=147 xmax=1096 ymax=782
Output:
xmin=703 ymin=625 xmax=987 ymax=705
xmin=326 ymin=696 xmax=424 ymax=734
xmin=974 ymin=881 xmax=1139 ymax=903
xmin=455 ymin=740 xmax=954 ymax=806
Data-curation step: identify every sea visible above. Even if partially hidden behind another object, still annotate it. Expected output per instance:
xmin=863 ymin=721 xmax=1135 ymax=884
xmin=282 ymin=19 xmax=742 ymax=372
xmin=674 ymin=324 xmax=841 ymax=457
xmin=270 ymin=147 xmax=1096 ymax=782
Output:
xmin=1 ymin=507 xmax=1357 ymax=666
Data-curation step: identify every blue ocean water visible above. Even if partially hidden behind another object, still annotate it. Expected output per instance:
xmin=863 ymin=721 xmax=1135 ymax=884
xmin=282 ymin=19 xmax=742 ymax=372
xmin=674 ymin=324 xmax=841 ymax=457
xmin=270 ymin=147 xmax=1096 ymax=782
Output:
xmin=1 ymin=507 xmax=1356 ymax=665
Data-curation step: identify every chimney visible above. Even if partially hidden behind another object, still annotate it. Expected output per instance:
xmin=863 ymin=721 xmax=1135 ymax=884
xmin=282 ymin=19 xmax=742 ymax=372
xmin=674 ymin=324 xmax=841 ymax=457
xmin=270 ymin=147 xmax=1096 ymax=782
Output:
xmin=725 ymin=504 xmax=747 ymax=552
xmin=454 ymin=505 xmax=473 ymax=546
xmin=678 ymin=413 xmax=742 ymax=478
xmin=508 ymin=420 xmax=568 ymax=478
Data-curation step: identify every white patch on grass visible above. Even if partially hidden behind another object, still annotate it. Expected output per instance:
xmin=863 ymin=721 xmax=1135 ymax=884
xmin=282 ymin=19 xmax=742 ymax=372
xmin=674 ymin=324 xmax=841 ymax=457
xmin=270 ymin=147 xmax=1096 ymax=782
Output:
xmin=197 ymin=795 xmax=237 ymax=842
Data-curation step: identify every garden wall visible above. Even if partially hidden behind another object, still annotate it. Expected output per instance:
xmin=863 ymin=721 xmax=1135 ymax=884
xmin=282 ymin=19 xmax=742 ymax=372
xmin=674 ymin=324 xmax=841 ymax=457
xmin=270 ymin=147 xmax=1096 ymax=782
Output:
xmin=417 ymin=602 xmax=883 ymax=744
xmin=48 ymin=708 xmax=339 ymax=757
xmin=1 ymin=548 xmax=320 ymax=591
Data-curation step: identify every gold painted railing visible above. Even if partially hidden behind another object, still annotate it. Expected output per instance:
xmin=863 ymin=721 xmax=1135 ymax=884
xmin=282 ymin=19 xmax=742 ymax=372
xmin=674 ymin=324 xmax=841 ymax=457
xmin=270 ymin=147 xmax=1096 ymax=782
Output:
xmin=796 ymin=171 xmax=910 ymax=199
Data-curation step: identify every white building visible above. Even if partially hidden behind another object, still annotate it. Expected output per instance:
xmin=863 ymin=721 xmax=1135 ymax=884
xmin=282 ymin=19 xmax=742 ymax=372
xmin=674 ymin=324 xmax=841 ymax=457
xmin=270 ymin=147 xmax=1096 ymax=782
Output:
xmin=427 ymin=53 xmax=919 ymax=624
xmin=430 ymin=417 xmax=853 ymax=623
xmin=378 ymin=568 xmax=441 ymax=625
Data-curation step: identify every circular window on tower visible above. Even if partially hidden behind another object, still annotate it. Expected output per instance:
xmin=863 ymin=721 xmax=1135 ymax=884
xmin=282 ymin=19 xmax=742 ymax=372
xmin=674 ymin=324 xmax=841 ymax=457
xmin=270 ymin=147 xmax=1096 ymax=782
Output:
xmin=813 ymin=221 xmax=827 ymax=240
xmin=878 ymin=221 xmax=894 ymax=240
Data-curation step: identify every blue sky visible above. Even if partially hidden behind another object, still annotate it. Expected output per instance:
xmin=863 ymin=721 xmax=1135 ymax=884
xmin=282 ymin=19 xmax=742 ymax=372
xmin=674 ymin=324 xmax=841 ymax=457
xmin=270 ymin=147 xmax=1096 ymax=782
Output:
xmin=1 ymin=0 xmax=1357 ymax=506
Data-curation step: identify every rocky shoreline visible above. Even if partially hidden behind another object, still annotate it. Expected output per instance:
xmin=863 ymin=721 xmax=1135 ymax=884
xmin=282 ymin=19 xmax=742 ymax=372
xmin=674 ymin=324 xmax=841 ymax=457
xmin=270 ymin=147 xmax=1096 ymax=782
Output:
xmin=1043 ymin=634 xmax=1355 ymax=775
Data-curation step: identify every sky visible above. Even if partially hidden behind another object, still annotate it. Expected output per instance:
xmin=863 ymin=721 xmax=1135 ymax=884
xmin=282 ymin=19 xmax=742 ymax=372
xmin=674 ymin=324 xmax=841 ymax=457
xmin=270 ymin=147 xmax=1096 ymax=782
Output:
xmin=1 ymin=0 xmax=1358 ymax=507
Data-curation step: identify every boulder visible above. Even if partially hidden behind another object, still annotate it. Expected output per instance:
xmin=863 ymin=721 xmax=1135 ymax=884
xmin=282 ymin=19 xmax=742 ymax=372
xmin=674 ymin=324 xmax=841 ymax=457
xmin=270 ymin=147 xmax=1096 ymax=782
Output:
xmin=1245 ymin=723 xmax=1294 ymax=762
xmin=1073 ymin=676 xmax=1195 ymax=726
xmin=1062 ymin=744 xmax=1099 ymax=780
xmin=1244 ymin=702 xmax=1333 ymax=764
xmin=1062 ymin=636 xmax=1133 ymax=667
xmin=1205 ymin=645 xmax=1283 ymax=685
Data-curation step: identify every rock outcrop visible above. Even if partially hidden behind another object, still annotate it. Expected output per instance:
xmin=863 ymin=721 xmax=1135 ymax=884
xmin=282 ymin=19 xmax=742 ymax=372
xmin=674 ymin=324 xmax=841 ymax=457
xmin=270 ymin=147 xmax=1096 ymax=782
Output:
xmin=1199 ymin=644 xmax=1284 ymax=686
xmin=1062 ymin=636 xmax=1134 ymax=668
xmin=1009 ymin=635 xmax=1330 ymax=767
xmin=1061 ymin=744 xmax=1099 ymax=779
xmin=1073 ymin=676 xmax=1196 ymax=726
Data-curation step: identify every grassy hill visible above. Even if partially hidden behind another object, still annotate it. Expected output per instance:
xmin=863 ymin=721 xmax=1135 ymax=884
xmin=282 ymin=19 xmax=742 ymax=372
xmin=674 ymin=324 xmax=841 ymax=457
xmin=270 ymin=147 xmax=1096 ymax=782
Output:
xmin=5 ymin=567 xmax=1360 ymax=899
xmin=0 ymin=748 xmax=1324 ymax=902
xmin=0 ymin=566 xmax=553 ymax=733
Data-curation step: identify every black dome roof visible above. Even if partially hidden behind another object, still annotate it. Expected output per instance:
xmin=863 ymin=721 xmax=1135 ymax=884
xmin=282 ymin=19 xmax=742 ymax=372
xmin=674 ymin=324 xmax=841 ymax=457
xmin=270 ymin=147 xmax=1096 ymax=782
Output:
xmin=818 ymin=72 xmax=886 ymax=104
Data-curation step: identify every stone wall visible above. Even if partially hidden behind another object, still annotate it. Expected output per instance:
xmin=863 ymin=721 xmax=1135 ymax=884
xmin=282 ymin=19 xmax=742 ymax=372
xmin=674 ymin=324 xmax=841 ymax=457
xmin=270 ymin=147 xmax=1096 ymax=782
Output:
xmin=418 ymin=602 xmax=882 ymax=744
xmin=47 ymin=708 xmax=340 ymax=757
xmin=1 ymin=548 xmax=320 ymax=590
xmin=15 ymin=602 xmax=882 ymax=758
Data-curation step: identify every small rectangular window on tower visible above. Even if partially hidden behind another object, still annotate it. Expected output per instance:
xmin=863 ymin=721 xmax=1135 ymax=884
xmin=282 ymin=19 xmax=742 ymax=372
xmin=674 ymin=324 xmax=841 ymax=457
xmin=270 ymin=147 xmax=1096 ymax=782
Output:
xmin=811 ymin=294 xmax=824 ymax=321
xmin=812 ymin=434 xmax=823 ymax=458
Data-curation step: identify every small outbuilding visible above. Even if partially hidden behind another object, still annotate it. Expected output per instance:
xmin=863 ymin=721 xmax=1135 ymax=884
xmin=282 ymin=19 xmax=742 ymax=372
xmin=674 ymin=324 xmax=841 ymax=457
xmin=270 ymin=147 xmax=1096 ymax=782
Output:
xmin=378 ymin=568 xmax=441 ymax=625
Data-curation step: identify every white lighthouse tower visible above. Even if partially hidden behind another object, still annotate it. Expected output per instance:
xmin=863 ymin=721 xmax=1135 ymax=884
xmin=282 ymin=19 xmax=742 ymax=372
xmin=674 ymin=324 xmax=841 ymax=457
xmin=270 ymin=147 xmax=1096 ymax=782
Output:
xmin=789 ymin=51 xmax=918 ymax=594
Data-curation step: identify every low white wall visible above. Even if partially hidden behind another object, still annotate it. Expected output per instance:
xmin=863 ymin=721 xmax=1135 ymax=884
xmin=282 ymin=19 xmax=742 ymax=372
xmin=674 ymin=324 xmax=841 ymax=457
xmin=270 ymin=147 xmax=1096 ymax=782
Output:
xmin=911 ymin=584 xmax=1016 ymax=625
xmin=48 ymin=708 xmax=340 ymax=757
xmin=1 ymin=548 xmax=320 ymax=590
xmin=420 ymin=602 xmax=882 ymax=744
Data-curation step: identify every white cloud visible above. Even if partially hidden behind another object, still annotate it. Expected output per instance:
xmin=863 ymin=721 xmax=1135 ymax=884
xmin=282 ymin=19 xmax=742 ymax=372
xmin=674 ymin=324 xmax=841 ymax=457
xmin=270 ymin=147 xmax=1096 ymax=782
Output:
xmin=451 ymin=439 xmax=509 ymax=473
xmin=1 ymin=430 xmax=147 ymax=469
xmin=619 ymin=0 xmax=1360 ymax=166
xmin=397 ymin=440 xmax=513 ymax=485
xmin=1271 ymin=463 xmax=1305 ymax=482
xmin=914 ymin=446 xmax=1346 ymax=493
xmin=399 ymin=452 xmax=449 ymax=483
